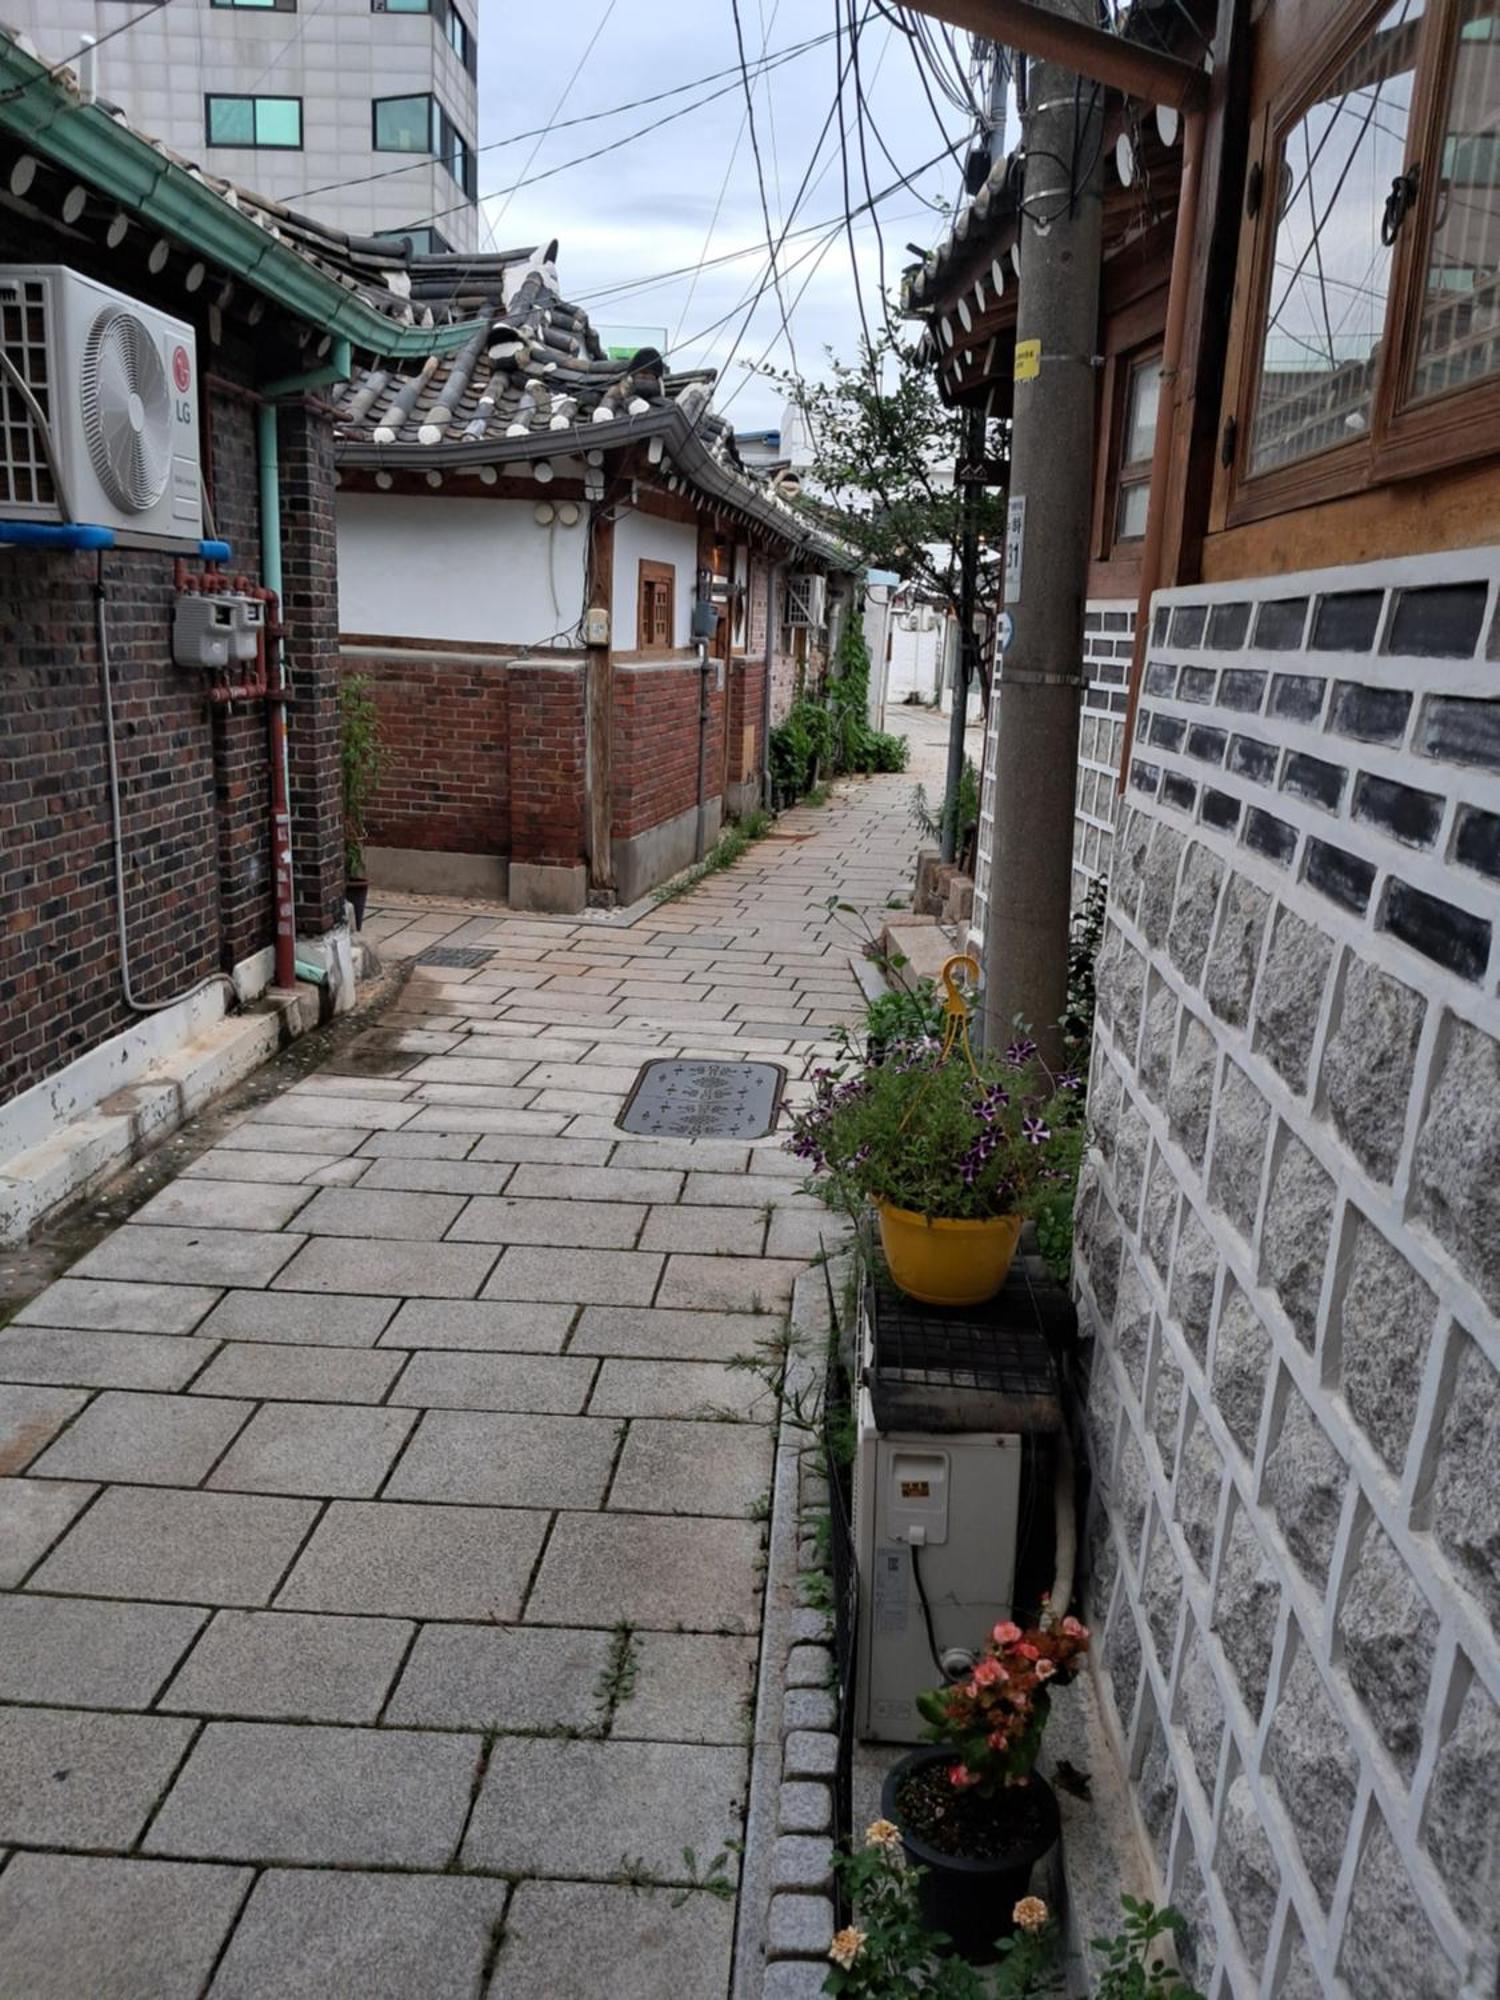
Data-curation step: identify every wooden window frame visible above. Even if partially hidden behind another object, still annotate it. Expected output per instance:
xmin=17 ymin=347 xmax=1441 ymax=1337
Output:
xmin=1221 ymin=0 xmax=1500 ymax=529
xmin=1103 ymin=344 xmax=1164 ymax=557
xmin=637 ymin=560 xmax=675 ymax=652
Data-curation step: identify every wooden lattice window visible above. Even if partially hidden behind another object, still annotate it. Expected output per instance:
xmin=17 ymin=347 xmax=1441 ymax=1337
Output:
xmin=638 ymin=561 xmax=675 ymax=649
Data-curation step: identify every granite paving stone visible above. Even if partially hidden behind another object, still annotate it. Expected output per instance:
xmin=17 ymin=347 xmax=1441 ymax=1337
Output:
xmin=587 ymin=1357 xmax=772 ymax=1421
xmin=0 ymin=1593 xmax=204 ymax=1707
xmin=0 ymin=1853 xmax=252 ymax=2000
xmin=218 ymin=1122 xmax=369 ymax=1155
xmin=247 ymin=1095 xmax=419 ymax=1131
xmin=613 ymin=1631 xmax=760 ymax=1744
xmin=160 ymin=1609 xmax=413 ymax=1722
xmin=388 ymin=1349 xmax=596 ymax=1412
xmin=462 ymin=1735 xmax=746 ymax=1878
xmin=27 ymin=1390 xmax=252 ymax=1486
xmin=657 ymin=1254 xmax=805 ymax=1312
xmin=570 ymin=1305 xmax=767 ymax=1362
xmin=482 ymin=1246 xmax=663 ymax=1305
xmin=0 ymin=1706 xmax=198 ymax=1848
xmin=488 ymin=1880 xmax=735 ymax=2000
xmin=767 ymin=1208 xmax=853 ymax=1260
xmin=355 ymin=1129 xmax=480 ymax=1159
xmin=681 ymin=1173 xmax=822 ymax=1209
xmin=293 ymin=1187 xmax=468 ymax=1241
xmin=639 ymin=1204 xmax=768 ymax=1256
xmin=469 ymin=1132 xmax=614 ymax=1166
xmin=14 ymin=1279 xmax=221 ymax=1334
xmin=610 ymin=1418 xmax=774 ymax=1517
xmin=608 ymin=1139 xmax=753 ymax=1173
xmin=182 ymin=1146 xmax=350 ymax=1184
xmin=385 ymin=1410 xmax=617 ymax=1508
xmin=275 ymin=1500 xmax=548 ymax=1620
xmin=377 ymin=1297 xmax=573 ymax=1353
xmin=194 ymin=1289 xmax=397 ymax=1346
xmin=272 ymin=1238 xmax=497 ymax=1298
xmin=132 ymin=1179 xmax=315 ymax=1232
xmin=404 ymin=1106 xmax=568 ymax=1136
xmin=526 ymin=1512 xmax=764 ymax=1631
xmin=145 ymin=1720 xmax=480 ymax=1866
xmin=71 ymin=1225 xmax=304 ymax=1291
xmin=448 ymin=1195 xmax=646 ymax=1249
xmin=0 ymin=1477 xmax=96 ymax=1587
xmin=504 ymin=1163 xmax=685 ymax=1204
xmin=0 ymin=1385 xmax=91 ymax=1474
xmin=0 ymin=1326 xmax=209 ymax=1392
xmin=208 ymin=1402 xmax=416 ymax=1498
xmin=188 ymin=1341 xmax=404 ymax=1403
xmin=383 ymin=1621 xmax=614 ymax=1731
xmin=208 ymin=1868 xmax=510 ymax=2000
xmin=29 ymin=1486 xmax=318 ymax=1606
xmin=355 ymin=1157 xmax=517 ymax=1195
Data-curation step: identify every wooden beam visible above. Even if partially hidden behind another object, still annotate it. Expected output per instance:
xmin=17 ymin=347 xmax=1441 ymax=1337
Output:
xmin=897 ymin=0 xmax=1208 ymax=110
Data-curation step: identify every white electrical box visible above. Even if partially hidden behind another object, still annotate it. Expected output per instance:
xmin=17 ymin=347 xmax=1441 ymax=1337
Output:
xmin=0 ymin=264 xmax=202 ymax=539
xmin=582 ymin=605 xmax=610 ymax=647
xmin=854 ymin=1381 xmax=1024 ymax=1743
xmin=173 ymin=594 xmax=263 ymax=670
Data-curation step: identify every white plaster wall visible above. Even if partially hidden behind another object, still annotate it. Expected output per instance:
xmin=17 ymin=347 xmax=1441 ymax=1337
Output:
xmin=887 ymin=616 xmax=945 ymax=704
xmin=336 ymin=493 xmax=588 ymax=647
xmin=612 ymin=510 xmax=699 ymax=646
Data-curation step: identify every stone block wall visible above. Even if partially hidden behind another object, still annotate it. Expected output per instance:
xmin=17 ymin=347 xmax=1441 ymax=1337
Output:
xmin=1075 ymin=601 xmax=1134 ymax=909
xmin=1075 ymin=549 xmax=1500 ymax=1998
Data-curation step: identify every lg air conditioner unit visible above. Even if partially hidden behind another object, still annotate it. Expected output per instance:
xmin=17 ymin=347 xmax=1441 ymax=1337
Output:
xmin=0 ymin=265 xmax=203 ymax=540
xmin=853 ymin=1379 xmax=1024 ymax=1743
xmin=784 ymin=572 xmax=827 ymax=629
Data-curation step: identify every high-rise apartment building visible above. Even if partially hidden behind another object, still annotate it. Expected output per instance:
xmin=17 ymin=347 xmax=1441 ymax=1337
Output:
xmin=10 ymin=0 xmax=481 ymax=251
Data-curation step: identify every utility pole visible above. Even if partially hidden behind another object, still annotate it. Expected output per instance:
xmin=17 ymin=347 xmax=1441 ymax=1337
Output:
xmin=941 ymin=400 xmax=986 ymax=865
xmin=981 ymin=0 xmax=1103 ymax=1060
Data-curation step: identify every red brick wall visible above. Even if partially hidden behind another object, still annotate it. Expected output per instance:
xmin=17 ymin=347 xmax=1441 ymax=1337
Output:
xmin=727 ymin=657 xmax=767 ymax=789
xmin=612 ymin=662 xmax=725 ymax=840
xmin=508 ymin=664 xmax=587 ymax=866
xmin=344 ymin=649 xmax=510 ymax=854
xmin=279 ymin=404 xmax=345 ymax=935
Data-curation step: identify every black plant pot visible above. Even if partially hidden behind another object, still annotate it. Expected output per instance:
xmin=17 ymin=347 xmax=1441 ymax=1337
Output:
xmin=882 ymin=1747 xmax=1060 ymax=1963
xmin=346 ymin=878 xmax=369 ymax=930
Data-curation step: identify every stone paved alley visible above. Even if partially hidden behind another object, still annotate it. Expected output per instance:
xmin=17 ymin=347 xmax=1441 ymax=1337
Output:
xmin=0 ymin=708 xmax=965 ymax=1998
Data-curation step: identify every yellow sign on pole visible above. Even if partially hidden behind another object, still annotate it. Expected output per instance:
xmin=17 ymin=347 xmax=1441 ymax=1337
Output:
xmin=1014 ymin=338 xmax=1041 ymax=382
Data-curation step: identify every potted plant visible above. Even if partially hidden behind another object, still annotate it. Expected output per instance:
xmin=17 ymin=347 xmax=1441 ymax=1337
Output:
xmin=881 ymin=1613 xmax=1090 ymax=1961
xmin=340 ymin=673 xmax=384 ymax=929
xmin=786 ymin=1030 xmax=1082 ymax=1308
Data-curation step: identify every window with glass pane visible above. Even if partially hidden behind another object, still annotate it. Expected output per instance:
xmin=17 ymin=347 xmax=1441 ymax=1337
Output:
xmin=254 ymin=98 xmax=301 ymax=147
xmin=1248 ymin=0 xmax=1425 ymax=476
xmin=373 ymin=94 xmax=434 ymax=152
xmin=378 ymin=0 xmax=430 ymax=14
xmin=1114 ymin=353 xmax=1161 ymax=541
xmin=447 ymin=7 xmax=470 ymax=64
xmin=206 ymin=96 xmax=254 ymax=145
xmin=1410 ymin=0 xmax=1500 ymax=400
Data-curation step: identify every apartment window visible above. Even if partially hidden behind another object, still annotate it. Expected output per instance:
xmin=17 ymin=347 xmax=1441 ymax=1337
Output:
xmin=372 ymin=93 xmax=434 ymax=153
xmin=1112 ymin=351 xmax=1162 ymax=543
xmin=372 ymin=0 xmax=476 ymax=69
xmin=212 ymin=0 xmax=295 ymax=11
xmin=376 ymin=225 xmax=453 ymax=255
xmin=638 ymin=562 xmax=675 ymax=650
xmin=205 ymin=95 xmax=302 ymax=148
xmin=446 ymin=3 xmax=475 ymax=71
xmin=1230 ymin=0 xmax=1500 ymax=516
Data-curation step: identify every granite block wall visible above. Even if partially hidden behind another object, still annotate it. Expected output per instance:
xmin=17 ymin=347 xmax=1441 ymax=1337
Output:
xmin=1075 ymin=549 xmax=1500 ymax=1998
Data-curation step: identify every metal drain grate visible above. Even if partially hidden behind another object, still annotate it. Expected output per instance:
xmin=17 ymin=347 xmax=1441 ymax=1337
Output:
xmin=618 ymin=1059 xmax=786 ymax=1139
xmin=415 ymin=946 xmax=496 ymax=969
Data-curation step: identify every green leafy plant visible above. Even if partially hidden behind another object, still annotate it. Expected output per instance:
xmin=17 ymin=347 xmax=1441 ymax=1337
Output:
xmin=862 ymin=982 xmax=946 ymax=1058
xmin=911 ymin=759 xmax=980 ymax=871
xmin=1032 ymin=1122 xmax=1085 ymax=1285
xmin=340 ymin=674 xmax=386 ymax=880
xmin=1093 ymin=1898 xmax=1204 ymax=2000
xmin=787 ymin=1035 xmax=1084 ymax=1224
xmin=826 ymin=613 xmax=911 ymax=778
xmin=1065 ymin=877 xmax=1108 ymax=1058
xmin=653 ymin=809 xmax=771 ymax=904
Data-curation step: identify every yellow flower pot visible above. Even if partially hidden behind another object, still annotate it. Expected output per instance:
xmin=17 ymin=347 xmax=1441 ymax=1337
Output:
xmin=875 ymin=1201 xmax=1023 ymax=1309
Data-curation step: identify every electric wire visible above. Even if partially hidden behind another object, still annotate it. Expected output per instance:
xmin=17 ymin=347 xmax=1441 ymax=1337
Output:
xmin=0 ymin=0 xmax=173 ymax=103
xmin=479 ymin=0 xmax=618 ymax=251
xmin=730 ymin=0 xmax=801 ymax=384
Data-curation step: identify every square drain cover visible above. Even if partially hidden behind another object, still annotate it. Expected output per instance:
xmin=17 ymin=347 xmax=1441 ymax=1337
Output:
xmin=416 ymin=947 xmax=495 ymax=969
xmin=619 ymin=1059 xmax=786 ymax=1140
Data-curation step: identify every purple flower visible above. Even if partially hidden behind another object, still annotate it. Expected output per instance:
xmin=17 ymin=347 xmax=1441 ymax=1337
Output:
xmin=1022 ymin=1116 xmax=1051 ymax=1146
xmin=1005 ymin=1038 xmax=1038 ymax=1068
xmin=1057 ymin=1071 xmax=1083 ymax=1092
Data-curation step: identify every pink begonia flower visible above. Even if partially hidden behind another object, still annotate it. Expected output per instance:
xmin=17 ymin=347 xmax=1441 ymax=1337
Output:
xmin=949 ymin=1763 xmax=980 ymax=1789
xmin=992 ymin=1621 xmax=1022 ymax=1646
xmin=1061 ymin=1615 xmax=1088 ymax=1640
xmin=973 ymin=1658 xmax=1006 ymax=1687
xmin=1016 ymin=1642 xmax=1040 ymax=1661
xmin=1034 ymin=1658 xmax=1057 ymax=1681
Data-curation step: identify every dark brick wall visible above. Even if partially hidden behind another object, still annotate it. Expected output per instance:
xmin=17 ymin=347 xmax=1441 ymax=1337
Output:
xmin=508 ymin=665 xmax=587 ymax=866
xmin=0 ymin=309 xmax=341 ymax=1104
xmin=344 ymin=648 xmax=511 ymax=854
xmin=727 ymin=657 xmax=766 ymax=793
xmin=612 ymin=663 xmax=725 ymax=839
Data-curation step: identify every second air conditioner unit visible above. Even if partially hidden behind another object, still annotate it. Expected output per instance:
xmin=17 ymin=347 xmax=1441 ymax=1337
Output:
xmin=783 ymin=571 xmax=827 ymax=629
xmin=0 ymin=264 xmax=203 ymax=540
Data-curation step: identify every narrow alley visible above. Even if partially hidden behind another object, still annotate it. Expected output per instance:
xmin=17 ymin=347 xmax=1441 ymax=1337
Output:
xmin=0 ymin=709 xmax=960 ymax=1998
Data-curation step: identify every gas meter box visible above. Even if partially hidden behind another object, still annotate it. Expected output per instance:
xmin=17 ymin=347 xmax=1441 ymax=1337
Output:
xmin=174 ymin=594 xmax=263 ymax=669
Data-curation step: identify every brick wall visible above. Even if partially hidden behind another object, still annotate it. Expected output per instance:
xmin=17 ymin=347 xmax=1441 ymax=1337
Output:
xmin=344 ymin=648 xmax=510 ymax=853
xmin=508 ymin=663 xmax=586 ymax=866
xmin=279 ymin=403 xmax=344 ymax=933
xmin=612 ymin=661 xmax=724 ymax=840
xmin=728 ymin=656 xmax=767 ymax=793
xmin=1076 ymin=549 xmax=1500 ymax=1998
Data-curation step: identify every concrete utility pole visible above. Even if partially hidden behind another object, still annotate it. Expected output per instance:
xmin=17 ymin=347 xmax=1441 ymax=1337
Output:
xmin=940 ymin=401 xmax=987 ymax=865
xmin=982 ymin=0 xmax=1103 ymax=1059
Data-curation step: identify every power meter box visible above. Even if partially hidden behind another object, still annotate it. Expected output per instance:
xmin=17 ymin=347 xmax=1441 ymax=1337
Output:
xmin=173 ymin=594 xmax=264 ymax=669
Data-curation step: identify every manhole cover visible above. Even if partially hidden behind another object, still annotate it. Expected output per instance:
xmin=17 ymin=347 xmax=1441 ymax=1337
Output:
xmin=619 ymin=1059 xmax=786 ymax=1140
xmin=416 ymin=947 xmax=496 ymax=969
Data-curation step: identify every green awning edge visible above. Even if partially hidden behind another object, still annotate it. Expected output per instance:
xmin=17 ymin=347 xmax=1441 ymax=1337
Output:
xmin=0 ymin=33 xmax=485 ymax=362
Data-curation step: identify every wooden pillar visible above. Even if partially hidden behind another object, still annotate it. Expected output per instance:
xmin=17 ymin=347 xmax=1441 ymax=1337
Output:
xmin=585 ymin=503 xmax=616 ymax=896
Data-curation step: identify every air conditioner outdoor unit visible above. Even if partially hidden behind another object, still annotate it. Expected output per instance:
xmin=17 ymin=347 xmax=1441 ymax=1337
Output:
xmin=784 ymin=571 xmax=827 ymax=629
xmin=853 ymin=1377 xmax=1024 ymax=1743
xmin=0 ymin=265 xmax=203 ymax=540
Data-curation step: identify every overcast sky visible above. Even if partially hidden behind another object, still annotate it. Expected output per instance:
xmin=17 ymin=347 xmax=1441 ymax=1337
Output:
xmin=471 ymin=3 xmax=982 ymax=434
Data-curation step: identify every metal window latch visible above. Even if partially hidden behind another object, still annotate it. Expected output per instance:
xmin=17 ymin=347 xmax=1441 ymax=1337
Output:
xmin=1381 ymin=165 xmax=1421 ymax=246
